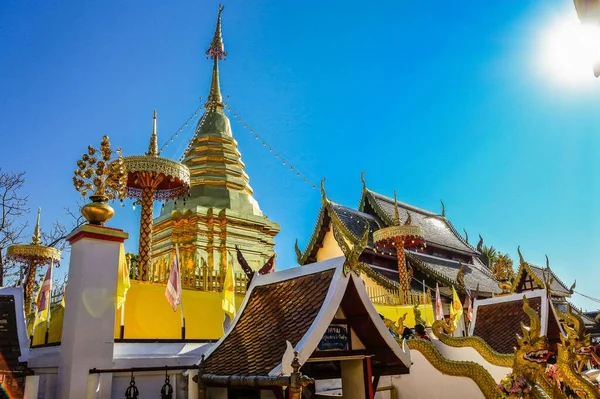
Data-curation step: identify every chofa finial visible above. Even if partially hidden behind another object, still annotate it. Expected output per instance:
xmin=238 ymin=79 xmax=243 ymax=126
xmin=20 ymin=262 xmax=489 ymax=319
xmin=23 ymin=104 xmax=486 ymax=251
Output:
xmin=463 ymin=228 xmax=469 ymax=244
xmin=517 ymin=246 xmax=525 ymax=265
xmin=320 ymin=177 xmax=328 ymax=205
xmin=440 ymin=199 xmax=446 ymax=217
xmin=360 ymin=170 xmax=367 ymax=193
xmin=393 ymin=190 xmax=401 ymax=226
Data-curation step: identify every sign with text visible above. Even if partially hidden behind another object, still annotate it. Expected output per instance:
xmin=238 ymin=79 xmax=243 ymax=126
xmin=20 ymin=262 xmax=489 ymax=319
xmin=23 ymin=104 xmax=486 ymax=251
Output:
xmin=317 ymin=325 xmax=349 ymax=351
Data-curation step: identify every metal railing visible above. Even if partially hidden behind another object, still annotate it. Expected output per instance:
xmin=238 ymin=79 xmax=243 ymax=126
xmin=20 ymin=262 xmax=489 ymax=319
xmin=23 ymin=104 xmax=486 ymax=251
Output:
xmin=366 ymin=285 xmax=431 ymax=306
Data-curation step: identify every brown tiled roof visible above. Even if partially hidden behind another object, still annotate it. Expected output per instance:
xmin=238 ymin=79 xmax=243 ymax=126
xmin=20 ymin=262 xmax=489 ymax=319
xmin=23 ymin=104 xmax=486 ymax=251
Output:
xmin=472 ymin=296 xmax=542 ymax=354
xmin=202 ymin=269 xmax=335 ymax=376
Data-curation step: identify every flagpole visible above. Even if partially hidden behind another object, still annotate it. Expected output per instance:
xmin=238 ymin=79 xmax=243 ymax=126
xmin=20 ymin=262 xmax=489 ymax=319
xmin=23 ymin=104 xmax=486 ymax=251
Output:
xmin=175 ymin=244 xmax=185 ymax=340
xmin=45 ymin=260 xmax=53 ymax=344
xmin=120 ymin=300 xmax=125 ymax=339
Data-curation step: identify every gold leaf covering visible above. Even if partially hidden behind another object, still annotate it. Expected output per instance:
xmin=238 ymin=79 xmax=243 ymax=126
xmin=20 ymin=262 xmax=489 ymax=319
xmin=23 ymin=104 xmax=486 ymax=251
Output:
xmin=6 ymin=244 xmax=61 ymax=265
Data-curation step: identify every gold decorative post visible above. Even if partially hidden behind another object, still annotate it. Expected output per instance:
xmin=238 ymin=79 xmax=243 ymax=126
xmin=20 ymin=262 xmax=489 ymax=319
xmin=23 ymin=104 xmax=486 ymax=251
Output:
xmin=123 ymin=112 xmax=190 ymax=280
xmin=6 ymin=208 xmax=61 ymax=313
xmin=373 ymin=191 xmax=424 ymax=304
xmin=218 ymin=209 xmax=227 ymax=274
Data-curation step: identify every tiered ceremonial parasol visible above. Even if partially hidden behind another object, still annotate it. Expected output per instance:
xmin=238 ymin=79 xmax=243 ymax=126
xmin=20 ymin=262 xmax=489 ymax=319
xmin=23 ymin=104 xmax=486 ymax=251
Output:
xmin=123 ymin=112 xmax=190 ymax=281
xmin=6 ymin=208 xmax=61 ymax=313
xmin=373 ymin=191 xmax=424 ymax=304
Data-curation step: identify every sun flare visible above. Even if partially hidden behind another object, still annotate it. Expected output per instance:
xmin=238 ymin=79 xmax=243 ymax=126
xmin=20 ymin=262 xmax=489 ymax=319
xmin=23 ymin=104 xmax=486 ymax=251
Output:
xmin=537 ymin=8 xmax=600 ymax=86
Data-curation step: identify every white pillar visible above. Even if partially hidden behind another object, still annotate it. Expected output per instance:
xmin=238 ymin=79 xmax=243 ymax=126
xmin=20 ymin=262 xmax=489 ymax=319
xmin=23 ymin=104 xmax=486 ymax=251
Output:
xmin=24 ymin=375 xmax=40 ymax=399
xmin=57 ymin=224 xmax=128 ymax=399
xmin=340 ymin=359 xmax=366 ymax=399
xmin=188 ymin=370 xmax=199 ymax=399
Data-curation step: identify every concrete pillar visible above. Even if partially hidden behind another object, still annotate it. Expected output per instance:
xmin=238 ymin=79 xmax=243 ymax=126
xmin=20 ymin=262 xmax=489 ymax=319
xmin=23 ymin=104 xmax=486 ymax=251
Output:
xmin=340 ymin=359 xmax=366 ymax=399
xmin=23 ymin=375 xmax=40 ymax=399
xmin=57 ymin=224 xmax=128 ymax=399
xmin=188 ymin=370 xmax=198 ymax=399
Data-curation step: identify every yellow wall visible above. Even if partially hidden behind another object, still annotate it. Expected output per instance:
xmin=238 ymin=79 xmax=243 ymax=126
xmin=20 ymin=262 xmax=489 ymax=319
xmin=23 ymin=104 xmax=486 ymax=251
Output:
xmin=316 ymin=225 xmax=344 ymax=262
xmin=375 ymin=303 xmax=435 ymax=328
xmin=28 ymin=305 xmax=64 ymax=346
xmin=113 ymin=281 xmax=245 ymax=340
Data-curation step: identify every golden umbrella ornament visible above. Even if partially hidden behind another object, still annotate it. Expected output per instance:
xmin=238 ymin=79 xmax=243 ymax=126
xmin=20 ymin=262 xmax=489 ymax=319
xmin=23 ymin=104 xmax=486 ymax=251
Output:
xmin=372 ymin=191 xmax=425 ymax=305
xmin=123 ymin=112 xmax=190 ymax=281
xmin=6 ymin=208 xmax=61 ymax=313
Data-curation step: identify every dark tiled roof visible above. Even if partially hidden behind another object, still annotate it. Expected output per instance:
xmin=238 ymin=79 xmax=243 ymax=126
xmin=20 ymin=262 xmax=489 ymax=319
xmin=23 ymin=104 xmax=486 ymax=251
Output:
xmin=203 ymin=269 xmax=335 ymax=376
xmin=363 ymin=191 xmax=477 ymax=255
xmin=329 ymin=203 xmax=383 ymax=247
xmin=553 ymin=301 xmax=597 ymax=328
xmin=472 ymin=296 xmax=542 ymax=354
xmin=409 ymin=252 xmax=500 ymax=294
xmin=528 ymin=265 xmax=571 ymax=296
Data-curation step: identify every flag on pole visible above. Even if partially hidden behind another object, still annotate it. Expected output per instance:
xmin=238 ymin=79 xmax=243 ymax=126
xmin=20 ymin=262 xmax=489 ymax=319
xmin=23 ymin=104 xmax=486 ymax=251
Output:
xmin=221 ymin=258 xmax=236 ymax=320
xmin=34 ymin=266 xmax=52 ymax=325
xmin=435 ymin=283 xmax=444 ymax=321
xmin=465 ymin=293 xmax=473 ymax=322
xmin=450 ymin=286 xmax=463 ymax=330
xmin=116 ymin=244 xmax=130 ymax=310
xmin=165 ymin=248 xmax=182 ymax=312
xmin=61 ymin=284 xmax=67 ymax=308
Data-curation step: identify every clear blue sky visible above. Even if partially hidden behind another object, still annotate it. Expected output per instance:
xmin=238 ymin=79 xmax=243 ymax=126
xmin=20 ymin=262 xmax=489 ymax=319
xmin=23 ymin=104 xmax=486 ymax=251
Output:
xmin=1 ymin=0 xmax=599 ymax=311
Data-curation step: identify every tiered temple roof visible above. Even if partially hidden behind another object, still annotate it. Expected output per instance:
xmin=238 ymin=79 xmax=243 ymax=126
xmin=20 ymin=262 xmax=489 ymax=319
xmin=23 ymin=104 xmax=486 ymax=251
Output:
xmin=298 ymin=184 xmax=500 ymax=297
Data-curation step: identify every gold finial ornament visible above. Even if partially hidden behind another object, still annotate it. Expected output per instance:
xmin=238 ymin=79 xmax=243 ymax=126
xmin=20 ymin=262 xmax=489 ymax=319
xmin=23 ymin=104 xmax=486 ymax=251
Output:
xmin=205 ymin=4 xmax=227 ymax=110
xmin=320 ymin=177 xmax=328 ymax=205
xmin=123 ymin=112 xmax=190 ymax=281
xmin=393 ymin=190 xmax=401 ymax=226
xmin=6 ymin=207 xmax=61 ymax=313
xmin=73 ymin=135 xmax=127 ymax=225
xmin=360 ymin=170 xmax=367 ymax=193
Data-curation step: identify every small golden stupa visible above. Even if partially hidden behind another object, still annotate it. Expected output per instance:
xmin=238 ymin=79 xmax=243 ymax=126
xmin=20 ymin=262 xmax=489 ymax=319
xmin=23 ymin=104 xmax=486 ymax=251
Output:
xmin=123 ymin=112 xmax=190 ymax=281
xmin=6 ymin=208 xmax=61 ymax=312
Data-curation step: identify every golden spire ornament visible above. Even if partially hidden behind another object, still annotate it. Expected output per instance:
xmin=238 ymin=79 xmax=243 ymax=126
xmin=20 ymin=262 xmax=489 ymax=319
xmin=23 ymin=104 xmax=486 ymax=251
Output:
xmin=6 ymin=208 xmax=61 ymax=313
xmin=123 ymin=111 xmax=190 ymax=281
xmin=205 ymin=4 xmax=227 ymax=110
xmin=73 ymin=135 xmax=127 ymax=225
xmin=372 ymin=191 xmax=424 ymax=304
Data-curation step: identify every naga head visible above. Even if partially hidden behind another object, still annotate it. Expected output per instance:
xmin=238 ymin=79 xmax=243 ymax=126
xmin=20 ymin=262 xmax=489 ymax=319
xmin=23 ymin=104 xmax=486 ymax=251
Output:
xmin=558 ymin=303 xmax=593 ymax=372
xmin=515 ymin=296 xmax=550 ymax=382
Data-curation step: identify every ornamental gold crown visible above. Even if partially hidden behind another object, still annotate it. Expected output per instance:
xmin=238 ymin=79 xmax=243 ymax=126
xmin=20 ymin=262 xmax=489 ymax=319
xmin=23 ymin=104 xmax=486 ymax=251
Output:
xmin=72 ymin=135 xmax=127 ymax=200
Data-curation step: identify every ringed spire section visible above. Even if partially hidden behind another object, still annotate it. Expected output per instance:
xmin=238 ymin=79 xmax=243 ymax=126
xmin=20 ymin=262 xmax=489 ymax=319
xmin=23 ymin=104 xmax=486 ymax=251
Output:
xmin=6 ymin=208 xmax=61 ymax=313
xmin=124 ymin=111 xmax=190 ymax=281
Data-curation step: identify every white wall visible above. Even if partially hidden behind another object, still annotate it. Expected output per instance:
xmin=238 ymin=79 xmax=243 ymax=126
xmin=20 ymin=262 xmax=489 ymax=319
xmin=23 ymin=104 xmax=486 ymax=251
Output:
xmin=432 ymin=339 xmax=510 ymax=382
xmin=389 ymin=350 xmax=485 ymax=399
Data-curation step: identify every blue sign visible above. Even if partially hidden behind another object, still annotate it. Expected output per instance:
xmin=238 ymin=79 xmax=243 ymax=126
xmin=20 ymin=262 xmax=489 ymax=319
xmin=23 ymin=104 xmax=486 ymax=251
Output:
xmin=318 ymin=325 xmax=349 ymax=351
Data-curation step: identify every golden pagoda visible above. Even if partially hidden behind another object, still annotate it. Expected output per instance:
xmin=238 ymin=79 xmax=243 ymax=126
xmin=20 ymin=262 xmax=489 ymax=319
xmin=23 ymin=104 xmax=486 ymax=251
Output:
xmin=151 ymin=5 xmax=279 ymax=284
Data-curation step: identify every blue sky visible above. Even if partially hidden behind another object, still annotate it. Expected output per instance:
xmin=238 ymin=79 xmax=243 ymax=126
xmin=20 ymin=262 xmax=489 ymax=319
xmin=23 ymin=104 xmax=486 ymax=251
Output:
xmin=1 ymin=0 xmax=599 ymax=311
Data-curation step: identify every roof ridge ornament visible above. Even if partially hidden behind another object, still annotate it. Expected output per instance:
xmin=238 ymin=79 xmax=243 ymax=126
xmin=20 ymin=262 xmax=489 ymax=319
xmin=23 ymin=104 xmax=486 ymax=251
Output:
xmin=393 ymin=190 xmax=401 ymax=226
xmin=463 ymin=228 xmax=469 ymax=244
xmin=440 ymin=199 xmax=446 ymax=217
xmin=320 ymin=177 xmax=328 ymax=206
xmin=360 ymin=170 xmax=367 ymax=193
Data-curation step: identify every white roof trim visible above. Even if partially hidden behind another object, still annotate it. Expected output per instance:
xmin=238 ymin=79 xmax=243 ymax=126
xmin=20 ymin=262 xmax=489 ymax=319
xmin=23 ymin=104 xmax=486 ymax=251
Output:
xmin=268 ymin=262 xmax=347 ymax=376
xmin=0 ymin=287 xmax=30 ymax=362
xmin=348 ymin=273 xmax=411 ymax=367
xmin=469 ymin=289 xmax=548 ymax=337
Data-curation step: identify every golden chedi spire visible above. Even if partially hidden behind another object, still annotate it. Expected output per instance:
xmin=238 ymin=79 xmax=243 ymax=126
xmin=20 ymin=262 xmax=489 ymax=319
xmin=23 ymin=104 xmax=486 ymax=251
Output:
xmin=177 ymin=4 xmax=265 ymax=216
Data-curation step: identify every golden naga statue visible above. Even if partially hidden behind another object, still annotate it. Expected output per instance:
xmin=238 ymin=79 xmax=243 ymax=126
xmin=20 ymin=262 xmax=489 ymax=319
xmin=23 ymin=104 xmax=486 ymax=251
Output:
xmin=512 ymin=297 xmax=551 ymax=387
xmin=413 ymin=303 xmax=426 ymax=326
xmin=553 ymin=304 xmax=600 ymax=398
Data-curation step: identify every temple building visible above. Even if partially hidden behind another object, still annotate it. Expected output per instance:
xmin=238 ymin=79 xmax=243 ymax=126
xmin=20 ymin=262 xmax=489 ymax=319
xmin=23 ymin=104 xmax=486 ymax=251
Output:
xmin=297 ymin=175 xmax=500 ymax=330
xmin=150 ymin=5 xmax=279 ymax=284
